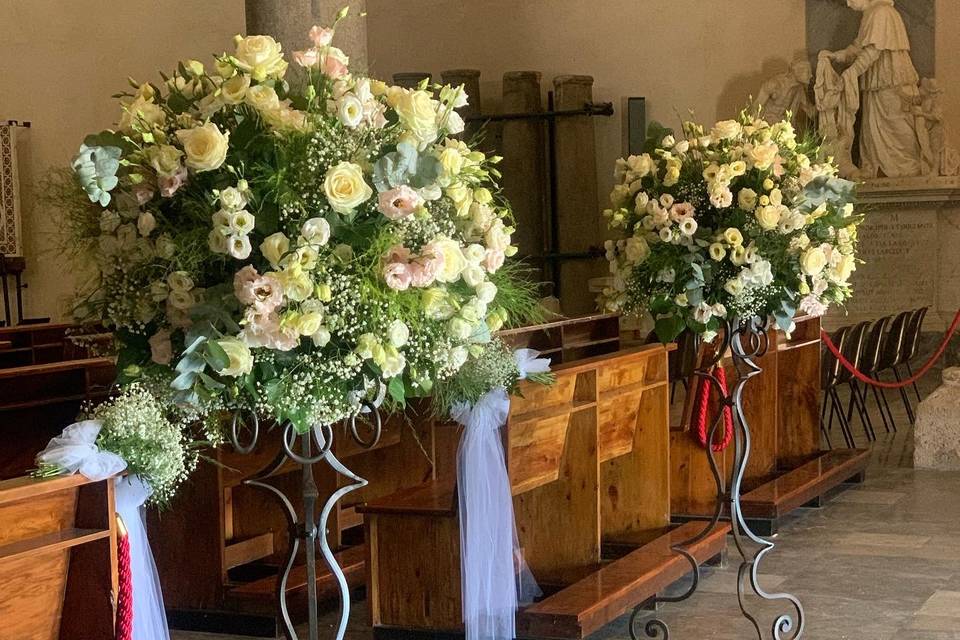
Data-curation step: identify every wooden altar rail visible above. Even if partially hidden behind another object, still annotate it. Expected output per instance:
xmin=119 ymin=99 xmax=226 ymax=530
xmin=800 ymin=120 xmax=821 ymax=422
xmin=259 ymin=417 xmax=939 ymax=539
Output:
xmin=669 ymin=315 xmax=869 ymax=535
xmin=360 ymin=345 xmax=729 ymax=638
xmin=0 ymin=473 xmax=118 ymax=640
xmin=0 ymin=322 xmax=113 ymax=369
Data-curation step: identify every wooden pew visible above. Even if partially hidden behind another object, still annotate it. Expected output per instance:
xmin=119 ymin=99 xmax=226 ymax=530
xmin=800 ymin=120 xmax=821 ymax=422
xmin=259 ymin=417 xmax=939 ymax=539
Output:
xmin=0 ymin=357 xmax=116 ymax=480
xmin=0 ymin=323 xmax=113 ymax=369
xmin=669 ymin=316 xmax=869 ymax=534
xmin=361 ymin=345 xmax=728 ymax=638
xmin=0 ymin=473 xmax=118 ymax=640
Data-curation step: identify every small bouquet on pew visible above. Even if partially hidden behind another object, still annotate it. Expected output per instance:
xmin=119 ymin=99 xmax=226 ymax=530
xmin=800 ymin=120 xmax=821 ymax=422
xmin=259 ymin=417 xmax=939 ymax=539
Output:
xmin=52 ymin=7 xmax=546 ymax=452
xmin=599 ymin=111 xmax=863 ymax=342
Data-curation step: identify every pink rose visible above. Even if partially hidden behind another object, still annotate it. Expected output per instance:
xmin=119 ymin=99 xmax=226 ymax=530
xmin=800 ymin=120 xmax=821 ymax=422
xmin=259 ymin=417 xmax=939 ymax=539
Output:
xmin=482 ymin=248 xmax=505 ymax=273
xmin=378 ymin=185 xmax=423 ymax=220
xmin=292 ymin=49 xmax=320 ymax=68
xmin=148 ymin=329 xmax=173 ymax=365
xmin=321 ymin=50 xmax=349 ymax=79
xmin=383 ymin=262 xmax=412 ymax=290
xmin=233 ymin=265 xmax=260 ymax=305
xmin=309 ymin=26 xmax=334 ymax=47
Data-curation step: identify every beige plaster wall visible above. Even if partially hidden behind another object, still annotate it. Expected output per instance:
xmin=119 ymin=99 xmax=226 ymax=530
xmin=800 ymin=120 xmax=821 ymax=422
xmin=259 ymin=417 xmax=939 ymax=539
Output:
xmin=0 ymin=0 xmax=245 ymax=321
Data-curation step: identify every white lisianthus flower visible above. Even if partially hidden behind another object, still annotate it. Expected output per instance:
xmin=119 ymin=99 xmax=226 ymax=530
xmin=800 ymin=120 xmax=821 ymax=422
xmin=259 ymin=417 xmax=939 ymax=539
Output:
xmin=208 ymin=229 xmax=229 ymax=254
xmin=724 ymin=278 xmax=744 ymax=296
xmin=295 ymin=310 xmax=325 ymax=337
xmin=447 ymin=317 xmax=474 ymax=341
xmin=119 ymin=96 xmax=165 ymax=132
xmin=723 ymin=227 xmax=744 ymax=246
xmin=422 ymin=287 xmax=456 ymax=320
xmin=658 ymin=227 xmax=673 ymax=243
xmin=463 ymin=243 xmax=486 ymax=264
xmin=737 ymin=188 xmax=758 ymax=211
xmin=624 ymin=236 xmax=650 ymax=263
xmin=679 ymin=218 xmax=698 ymax=236
xmin=461 ymin=264 xmax=485 ymax=288
xmin=338 ymin=94 xmax=364 ymax=128
xmin=167 ymin=271 xmax=194 ymax=292
xmin=217 ymin=337 xmax=254 ymax=377
xmin=156 ymin=234 xmax=176 ymax=259
xmin=311 ymin=327 xmax=331 ymax=347
xmin=301 ymin=217 xmax=331 ymax=245
xmin=475 ymin=281 xmax=497 ymax=304
xmin=176 ymin=122 xmax=229 ymax=172
xmin=219 ymin=186 xmax=248 ymax=211
xmin=228 ymin=210 xmax=256 ymax=235
xmin=323 ymin=161 xmax=373 ymax=214
xmin=709 ymin=243 xmax=726 ymax=261
xmin=445 ymin=110 xmax=465 ymax=135
xmin=168 ymin=289 xmax=195 ymax=310
xmin=228 ymin=234 xmax=252 ymax=260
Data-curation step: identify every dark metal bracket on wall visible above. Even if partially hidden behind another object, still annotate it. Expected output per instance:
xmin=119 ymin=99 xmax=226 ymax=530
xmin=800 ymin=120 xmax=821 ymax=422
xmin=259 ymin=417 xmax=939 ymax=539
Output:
xmin=466 ymin=99 xmax=614 ymax=299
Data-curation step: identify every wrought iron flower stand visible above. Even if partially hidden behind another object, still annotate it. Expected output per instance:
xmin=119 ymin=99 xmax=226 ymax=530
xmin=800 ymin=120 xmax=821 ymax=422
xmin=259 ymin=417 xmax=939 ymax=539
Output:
xmin=229 ymin=402 xmax=382 ymax=640
xmin=629 ymin=317 xmax=805 ymax=640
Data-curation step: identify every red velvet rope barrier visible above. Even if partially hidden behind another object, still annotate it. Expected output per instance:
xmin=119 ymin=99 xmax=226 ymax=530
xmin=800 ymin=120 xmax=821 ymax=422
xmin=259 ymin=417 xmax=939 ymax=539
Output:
xmin=693 ymin=366 xmax=734 ymax=452
xmin=115 ymin=516 xmax=133 ymax=640
xmin=820 ymin=309 xmax=960 ymax=389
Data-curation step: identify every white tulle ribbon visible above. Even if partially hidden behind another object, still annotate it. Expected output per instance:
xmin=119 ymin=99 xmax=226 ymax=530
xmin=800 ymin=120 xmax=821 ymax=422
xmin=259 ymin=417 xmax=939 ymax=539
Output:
xmin=38 ymin=422 xmax=170 ymax=640
xmin=453 ymin=349 xmax=550 ymax=640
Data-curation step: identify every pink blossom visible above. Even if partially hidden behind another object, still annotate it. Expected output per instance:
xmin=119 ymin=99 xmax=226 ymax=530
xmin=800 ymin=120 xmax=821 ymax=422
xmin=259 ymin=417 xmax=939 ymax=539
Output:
xmin=321 ymin=52 xmax=349 ymax=79
xmin=411 ymin=241 xmax=445 ymax=287
xmin=233 ymin=265 xmax=260 ymax=305
xmin=482 ymin=248 xmax=505 ymax=273
xmin=384 ymin=245 xmax=412 ymax=264
xmin=148 ymin=329 xmax=172 ymax=365
xmin=309 ymin=26 xmax=334 ymax=47
xmin=250 ymin=274 xmax=284 ymax=311
xmin=241 ymin=308 xmax=281 ymax=348
xmin=799 ymin=294 xmax=828 ymax=317
xmin=670 ymin=202 xmax=695 ymax=221
xmin=159 ymin=166 xmax=188 ymax=198
xmin=134 ymin=185 xmax=155 ymax=205
xmin=378 ymin=185 xmax=423 ymax=220
xmin=292 ymin=49 xmax=320 ymax=68
xmin=383 ymin=262 xmax=413 ymax=290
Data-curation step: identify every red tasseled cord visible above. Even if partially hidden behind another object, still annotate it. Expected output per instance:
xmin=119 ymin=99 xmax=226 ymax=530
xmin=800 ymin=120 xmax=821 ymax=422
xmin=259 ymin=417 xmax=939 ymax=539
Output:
xmin=694 ymin=366 xmax=734 ymax=452
xmin=115 ymin=516 xmax=133 ymax=640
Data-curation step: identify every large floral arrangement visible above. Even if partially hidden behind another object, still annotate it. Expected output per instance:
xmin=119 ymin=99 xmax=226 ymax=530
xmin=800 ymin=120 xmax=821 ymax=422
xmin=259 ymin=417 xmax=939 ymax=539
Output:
xmin=59 ymin=10 xmax=540 ymax=440
xmin=599 ymin=113 xmax=861 ymax=341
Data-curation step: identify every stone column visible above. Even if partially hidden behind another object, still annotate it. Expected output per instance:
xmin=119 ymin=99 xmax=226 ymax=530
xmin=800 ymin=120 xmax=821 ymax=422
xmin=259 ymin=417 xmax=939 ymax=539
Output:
xmin=499 ymin=71 xmax=546 ymax=281
xmin=245 ymin=0 xmax=368 ymax=71
xmin=553 ymin=75 xmax=604 ymax=316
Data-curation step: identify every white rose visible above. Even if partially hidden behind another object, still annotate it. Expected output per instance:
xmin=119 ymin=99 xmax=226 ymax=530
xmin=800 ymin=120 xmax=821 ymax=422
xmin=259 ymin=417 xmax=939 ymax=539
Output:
xmin=432 ymin=237 xmax=467 ymax=283
xmin=301 ymin=217 xmax=331 ymax=245
xmin=738 ymin=188 xmax=758 ymax=212
xmin=755 ymin=205 xmax=781 ymax=231
xmin=260 ymin=232 xmax=290 ymax=266
xmin=208 ymin=229 xmax=229 ymax=253
xmin=391 ymin=89 xmax=439 ymax=145
xmin=463 ymin=243 xmax=486 ymax=264
xmin=245 ymin=84 xmax=280 ymax=112
xmin=387 ymin=319 xmax=410 ymax=347
xmin=800 ymin=246 xmax=828 ymax=276
xmin=217 ymin=337 xmax=254 ymax=377
xmin=748 ymin=141 xmax=779 ymax=170
xmin=447 ymin=317 xmax=474 ymax=341
xmin=624 ymin=237 xmax=650 ymax=263
xmin=233 ymin=34 xmax=288 ymax=81
xmin=176 ymin=122 xmax=229 ymax=172
xmin=137 ymin=211 xmax=156 ymax=237
xmin=461 ymin=264 xmax=485 ymax=288
xmin=323 ymin=161 xmax=373 ymax=214
xmin=220 ymin=73 xmax=250 ymax=104
xmin=710 ymin=119 xmax=742 ymax=140
xmin=475 ymin=281 xmax=497 ymax=304
xmin=311 ymin=327 xmax=331 ymax=347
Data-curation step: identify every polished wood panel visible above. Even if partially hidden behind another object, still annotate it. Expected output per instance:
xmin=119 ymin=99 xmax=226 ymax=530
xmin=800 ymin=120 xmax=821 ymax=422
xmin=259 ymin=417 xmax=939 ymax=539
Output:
xmin=517 ymin=521 xmax=730 ymax=639
xmin=740 ymin=448 xmax=870 ymax=519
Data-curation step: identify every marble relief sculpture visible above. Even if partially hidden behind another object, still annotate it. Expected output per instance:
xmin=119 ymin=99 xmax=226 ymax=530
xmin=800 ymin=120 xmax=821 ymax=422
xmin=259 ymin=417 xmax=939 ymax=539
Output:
xmin=758 ymin=0 xmax=957 ymax=180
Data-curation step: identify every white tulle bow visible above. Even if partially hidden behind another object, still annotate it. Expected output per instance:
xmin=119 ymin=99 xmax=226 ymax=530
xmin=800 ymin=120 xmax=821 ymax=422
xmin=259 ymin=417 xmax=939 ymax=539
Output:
xmin=453 ymin=349 xmax=549 ymax=640
xmin=36 ymin=420 xmax=127 ymax=480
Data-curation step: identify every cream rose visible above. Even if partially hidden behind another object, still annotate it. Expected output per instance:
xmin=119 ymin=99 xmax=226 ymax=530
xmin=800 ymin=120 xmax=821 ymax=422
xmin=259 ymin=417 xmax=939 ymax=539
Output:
xmin=710 ymin=119 xmax=742 ymax=140
xmin=748 ymin=141 xmax=779 ymax=170
xmin=217 ymin=337 xmax=254 ymax=377
xmin=430 ymin=237 xmax=467 ymax=283
xmin=800 ymin=246 xmax=828 ymax=276
xmin=146 ymin=145 xmax=183 ymax=177
xmin=754 ymin=205 xmax=781 ymax=231
xmin=233 ymin=34 xmax=288 ymax=81
xmin=176 ymin=122 xmax=229 ymax=172
xmin=220 ymin=73 xmax=250 ymax=104
xmin=323 ymin=161 xmax=373 ymax=214
xmin=392 ymin=89 xmax=439 ymax=145
xmin=245 ymin=84 xmax=280 ymax=112
xmin=737 ymin=188 xmax=757 ymax=211
xmin=260 ymin=232 xmax=290 ymax=266
xmin=119 ymin=96 xmax=165 ymax=131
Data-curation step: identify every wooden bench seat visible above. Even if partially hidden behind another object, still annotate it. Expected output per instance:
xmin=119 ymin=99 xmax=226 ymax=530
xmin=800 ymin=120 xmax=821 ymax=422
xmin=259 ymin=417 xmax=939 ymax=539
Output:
xmin=740 ymin=449 xmax=870 ymax=522
xmin=517 ymin=521 xmax=730 ymax=639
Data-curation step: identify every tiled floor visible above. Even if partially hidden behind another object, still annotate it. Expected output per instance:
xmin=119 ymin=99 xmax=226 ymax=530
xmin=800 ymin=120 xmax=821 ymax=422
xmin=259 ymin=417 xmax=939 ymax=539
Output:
xmin=173 ymin=373 xmax=959 ymax=640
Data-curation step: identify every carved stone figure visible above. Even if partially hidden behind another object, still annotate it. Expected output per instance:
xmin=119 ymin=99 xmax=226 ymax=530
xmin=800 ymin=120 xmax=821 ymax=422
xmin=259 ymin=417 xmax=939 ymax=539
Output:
xmin=916 ymin=78 xmax=960 ymax=176
xmin=757 ymin=60 xmax=815 ymax=131
xmin=814 ymin=55 xmax=858 ymax=177
xmin=819 ymin=0 xmax=923 ymax=179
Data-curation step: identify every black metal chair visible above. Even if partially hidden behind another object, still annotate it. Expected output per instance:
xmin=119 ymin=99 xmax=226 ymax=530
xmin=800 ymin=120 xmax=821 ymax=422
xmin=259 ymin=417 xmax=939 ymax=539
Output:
xmin=878 ymin=310 xmax=914 ymax=424
xmin=835 ymin=321 xmax=875 ymax=442
xmin=859 ymin=315 xmax=894 ymax=433
xmin=897 ymin=306 xmax=929 ymax=403
xmin=821 ymin=325 xmax=854 ymax=448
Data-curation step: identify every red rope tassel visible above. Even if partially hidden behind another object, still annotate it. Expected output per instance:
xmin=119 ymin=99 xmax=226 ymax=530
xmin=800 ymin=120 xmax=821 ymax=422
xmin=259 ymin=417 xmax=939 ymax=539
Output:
xmin=693 ymin=366 xmax=734 ymax=452
xmin=115 ymin=516 xmax=133 ymax=640
xmin=821 ymin=308 xmax=960 ymax=389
